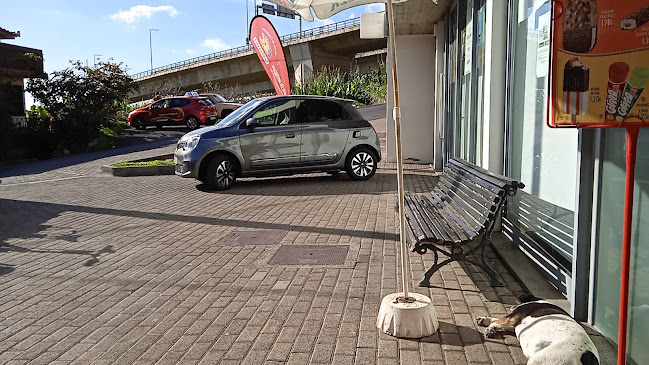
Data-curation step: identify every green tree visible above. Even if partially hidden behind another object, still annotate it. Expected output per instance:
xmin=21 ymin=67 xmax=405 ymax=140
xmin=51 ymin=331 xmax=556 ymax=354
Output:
xmin=26 ymin=61 xmax=138 ymax=153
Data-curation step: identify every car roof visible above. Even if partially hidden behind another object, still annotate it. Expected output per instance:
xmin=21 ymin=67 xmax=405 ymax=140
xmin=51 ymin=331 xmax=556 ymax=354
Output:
xmin=158 ymin=96 xmax=209 ymax=101
xmin=256 ymin=95 xmax=356 ymax=104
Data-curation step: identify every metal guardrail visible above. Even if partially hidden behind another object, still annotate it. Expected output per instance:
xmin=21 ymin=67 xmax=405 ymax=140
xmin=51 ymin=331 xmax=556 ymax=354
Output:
xmin=131 ymin=17 xmax=361 ymax=80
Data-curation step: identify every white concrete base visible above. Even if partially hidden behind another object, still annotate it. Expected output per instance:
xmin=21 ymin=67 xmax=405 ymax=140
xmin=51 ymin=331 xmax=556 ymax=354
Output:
xmin=376 ymin=292 xmax=439 ymax=338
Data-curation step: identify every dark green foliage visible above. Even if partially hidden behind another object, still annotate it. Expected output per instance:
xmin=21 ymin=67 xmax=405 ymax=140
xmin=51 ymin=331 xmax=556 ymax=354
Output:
xmin=293 ymin=61 xmax=387 ymax=105
xmin=25 ymin=61 xmax=138 ymax=155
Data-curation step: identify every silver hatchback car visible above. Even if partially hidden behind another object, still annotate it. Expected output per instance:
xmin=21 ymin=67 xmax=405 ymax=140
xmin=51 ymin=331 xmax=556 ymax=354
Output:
xmin=174 ymin=95 xmax=382 ymax=190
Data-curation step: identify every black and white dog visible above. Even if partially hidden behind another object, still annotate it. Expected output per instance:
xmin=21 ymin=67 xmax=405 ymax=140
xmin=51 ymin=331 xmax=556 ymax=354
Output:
xmin=475 ymin=294 xmax=599 ymax=365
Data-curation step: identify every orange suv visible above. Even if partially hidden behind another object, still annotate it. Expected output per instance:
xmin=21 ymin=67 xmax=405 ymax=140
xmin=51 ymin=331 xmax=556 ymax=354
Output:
xmin=128 ymin=96 xmax=218 ymax=130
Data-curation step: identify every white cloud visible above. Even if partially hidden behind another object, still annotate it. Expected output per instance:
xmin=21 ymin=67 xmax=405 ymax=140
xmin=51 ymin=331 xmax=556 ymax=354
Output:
xmin=364 ymin=4 xmax=385 ymax=13
xmin=185 ymin=49 xmax=196 ymax=54
xmin=110 ymin=5 xmax=179 ymax=24
xmin=313 ymin=18 xmax=335 ymax=27
xmin=201 ymin=38 xmax=232 ymax=52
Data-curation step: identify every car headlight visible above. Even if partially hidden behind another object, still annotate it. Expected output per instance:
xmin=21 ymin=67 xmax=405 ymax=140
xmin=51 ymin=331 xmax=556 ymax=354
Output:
xmin=178 ymin=135 xmax=200 ymax=151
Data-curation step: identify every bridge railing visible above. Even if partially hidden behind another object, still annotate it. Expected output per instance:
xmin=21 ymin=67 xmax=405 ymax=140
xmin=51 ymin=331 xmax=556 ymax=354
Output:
xmin=131 ymin=17 xmax=361 ymax=80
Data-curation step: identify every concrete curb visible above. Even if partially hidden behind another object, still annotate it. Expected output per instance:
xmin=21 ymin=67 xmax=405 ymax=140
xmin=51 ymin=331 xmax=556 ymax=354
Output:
xmin=101 ymin=154 xmax=175 ymax=177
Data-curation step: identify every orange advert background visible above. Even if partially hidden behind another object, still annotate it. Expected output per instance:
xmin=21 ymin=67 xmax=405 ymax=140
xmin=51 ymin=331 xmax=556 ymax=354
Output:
xmin=551 ymin=0 xmax=649 ymax=126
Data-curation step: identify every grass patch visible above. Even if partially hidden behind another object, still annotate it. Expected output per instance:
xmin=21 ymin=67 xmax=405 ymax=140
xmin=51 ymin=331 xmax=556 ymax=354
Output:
xmin=111 ymin=159 xmax=174 ymax=167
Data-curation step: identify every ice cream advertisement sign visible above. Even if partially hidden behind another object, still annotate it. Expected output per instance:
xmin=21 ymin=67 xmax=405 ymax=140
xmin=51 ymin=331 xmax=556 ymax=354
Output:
xmin=550 ymin=0 xmax=649 ymax=126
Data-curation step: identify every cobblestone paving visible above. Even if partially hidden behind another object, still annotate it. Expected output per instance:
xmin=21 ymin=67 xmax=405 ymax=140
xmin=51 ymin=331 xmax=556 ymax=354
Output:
xmin=0 ymin=143 xmax=528 ymax=365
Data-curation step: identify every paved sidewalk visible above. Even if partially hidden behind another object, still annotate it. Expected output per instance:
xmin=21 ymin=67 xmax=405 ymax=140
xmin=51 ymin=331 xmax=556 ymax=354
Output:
xmin=1 ymin=139 xmax=532 ymax=364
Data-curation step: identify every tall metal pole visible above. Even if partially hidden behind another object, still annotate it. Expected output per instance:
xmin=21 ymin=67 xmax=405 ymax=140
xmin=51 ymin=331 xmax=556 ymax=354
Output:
xmin=149 ymin=28 xmax=159 ymax=74
xmin=246 ymin=0 xmax=250 ymax=44
xmin=299 ymin=14 xmax=304 ymax=88
xmin=618 ymin=126 xmax=639 ymax=365
xmin=387 ymin=0 xmax=410 ymax=300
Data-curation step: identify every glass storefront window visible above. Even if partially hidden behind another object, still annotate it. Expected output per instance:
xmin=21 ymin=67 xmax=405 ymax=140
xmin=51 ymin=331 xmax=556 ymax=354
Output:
xmin=446 ymin=0 xmax=485 ymax=165
xmin=594 ymin=129 xmax=649 ymax=365
xmin=506 ymin=0 xmax=578 ymax=293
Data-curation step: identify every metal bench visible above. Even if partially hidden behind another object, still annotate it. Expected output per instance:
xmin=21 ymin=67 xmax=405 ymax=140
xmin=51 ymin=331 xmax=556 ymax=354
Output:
xmin=401 ymin=158 xmax=525 ymax=287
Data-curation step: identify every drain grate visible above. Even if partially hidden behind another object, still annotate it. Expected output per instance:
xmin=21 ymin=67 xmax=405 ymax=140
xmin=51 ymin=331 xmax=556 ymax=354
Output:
xmin=269 ymin=245 xmax=349 ymax=265
xmin=215 ymin=229 xmax=287 ymax=246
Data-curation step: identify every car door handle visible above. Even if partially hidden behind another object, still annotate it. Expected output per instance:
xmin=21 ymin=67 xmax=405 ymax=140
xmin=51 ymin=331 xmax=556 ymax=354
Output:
xmin=285 ymin=132 xmax=296 ymax=138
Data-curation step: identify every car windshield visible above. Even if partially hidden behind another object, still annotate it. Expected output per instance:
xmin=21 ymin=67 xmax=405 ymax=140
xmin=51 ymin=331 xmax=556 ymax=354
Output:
xmin=213 ymin=94 xmax=227 ymax=102
xmin=216 ymin=98 xmax=265 ymax=127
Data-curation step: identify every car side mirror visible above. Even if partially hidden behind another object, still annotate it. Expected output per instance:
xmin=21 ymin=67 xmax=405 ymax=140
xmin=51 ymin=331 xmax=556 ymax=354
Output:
xmin=246 ymin=118 xmax=259 ymax=128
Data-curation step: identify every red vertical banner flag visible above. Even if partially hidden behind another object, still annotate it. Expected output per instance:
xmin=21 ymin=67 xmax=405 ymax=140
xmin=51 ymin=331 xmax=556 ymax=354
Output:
xmin=250 ymin=16 xmax=291 ymax=96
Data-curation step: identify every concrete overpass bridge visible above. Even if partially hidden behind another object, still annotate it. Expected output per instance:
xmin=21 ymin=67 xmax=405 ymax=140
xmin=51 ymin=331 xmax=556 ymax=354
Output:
xmin=129 ymin=17 xmax=387 ymax=102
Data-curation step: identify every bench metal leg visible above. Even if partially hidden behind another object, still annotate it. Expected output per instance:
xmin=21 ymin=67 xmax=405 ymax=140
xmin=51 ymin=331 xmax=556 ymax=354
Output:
xmin=418 ymin=255 xmax=453 ymax=287
xmin=415 ymin=234 xmax=503 ymax=288
xmin=478 ymin=235 xmax=504 ymax=287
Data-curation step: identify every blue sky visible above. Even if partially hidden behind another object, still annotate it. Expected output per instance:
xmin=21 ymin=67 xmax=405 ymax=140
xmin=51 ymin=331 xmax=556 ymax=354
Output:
xmin=2 ymin=0 xmax=384 ymax=76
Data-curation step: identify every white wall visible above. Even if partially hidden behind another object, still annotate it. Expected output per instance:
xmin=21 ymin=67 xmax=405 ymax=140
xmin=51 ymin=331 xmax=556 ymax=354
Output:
xmin=482 ymin=0 xmax=508 ymax=174
xmin=386 ymin=34 xmax=436 ymax=164
xmin=434 ymin=21 xmax=445 ymax=170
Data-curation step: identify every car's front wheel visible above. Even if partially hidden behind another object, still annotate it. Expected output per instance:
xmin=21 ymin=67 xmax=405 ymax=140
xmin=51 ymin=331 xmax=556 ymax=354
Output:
xmin=206 ymin=155 xmax=237 ymax=190
xmin=134 ymin=117 xmax=147 ymax=130
xmin=186 ymin=116 xmax=200 ymax=130
xmin=345 ymin=147 xmax=377 ymax=181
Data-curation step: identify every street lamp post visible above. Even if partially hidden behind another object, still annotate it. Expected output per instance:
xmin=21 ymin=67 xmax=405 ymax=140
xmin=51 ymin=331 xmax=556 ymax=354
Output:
xmin=149 ymin=29 xmax=159 ymax=75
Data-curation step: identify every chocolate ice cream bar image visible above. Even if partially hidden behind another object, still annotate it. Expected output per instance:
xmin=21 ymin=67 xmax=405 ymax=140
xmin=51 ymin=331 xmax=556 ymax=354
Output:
xmin=563 ymin=0 xmax=597 ymax=53
xmin=620 ymin=4 xmax=649 ymax=30
xmin=563 ymin=58 xmax=590 ymax=115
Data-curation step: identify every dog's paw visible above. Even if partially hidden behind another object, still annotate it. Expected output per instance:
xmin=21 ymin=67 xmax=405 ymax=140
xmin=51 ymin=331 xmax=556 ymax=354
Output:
xmin=474 ymin=316 xmax=488 ymax=327
xmin=484 ymin=326 xmax=498 ymax=339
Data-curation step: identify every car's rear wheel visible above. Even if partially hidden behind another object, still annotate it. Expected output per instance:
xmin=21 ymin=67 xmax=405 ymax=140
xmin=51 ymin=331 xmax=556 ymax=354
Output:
xmin=186 ymin=116 xmax=200 ymax=130
xmin=222 ymin=109 xmax=233 ymax=118
xmin=206 ymin=155 xmax=237 ymax=190
xmin=345 ymin=147 xmax=377 ymax=181
xmin=134 ymin=117 xmax=147 ymax=130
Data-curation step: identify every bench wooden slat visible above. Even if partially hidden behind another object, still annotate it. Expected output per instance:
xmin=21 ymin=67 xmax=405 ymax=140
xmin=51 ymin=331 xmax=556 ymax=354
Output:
xmin=449 ymin=158 xmax=524 ymax=190
xmin=411 ymin=194 xmax=459 ymax=242
xmin=438 ymin=191 xmax=487 ymax=235
xmin=437 ymin=170 xmax=504 ymax=228
xmin=404 ymin=193 xmax=460 ymax=243
xmin=403 ymin=194 xmax=433 ymax=242
xmin=440 ymin=168 xmax=502 ymax=203
xmin=435 ymin=179 xmax=498 ymax=229
xmin=437 ymin=186 xmax=490 ymax=228
xmin=439 ymin=170 xmax=504 ymax=206
xmin=439 ymin=174 xmax=502 ymax=214
xmin=443 ymin=165 xmax=503 ymax=196
xmin=426 ymin=192 xmax=476 ymax=239
xmin=424 ymin=192 xmax=468 ymax=242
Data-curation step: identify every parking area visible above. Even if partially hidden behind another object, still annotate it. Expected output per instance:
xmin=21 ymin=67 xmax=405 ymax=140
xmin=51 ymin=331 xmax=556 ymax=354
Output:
xmin=0 ymin=110 xmax=532 ymax=365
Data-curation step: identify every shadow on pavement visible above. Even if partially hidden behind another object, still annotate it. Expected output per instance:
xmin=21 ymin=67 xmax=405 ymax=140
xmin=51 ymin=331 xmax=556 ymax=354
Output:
xmin=0 ymin=198 xmax=117 ymax=268
xmin=418 ymin=322 xmax=486 ymax=345
xmin=0 ymin=198 xmax=399 ymax=250
xmin=196 ymin=170 xmax=437 ymax=196
xmin=0 ymin=263 xmax=15 ymax=275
